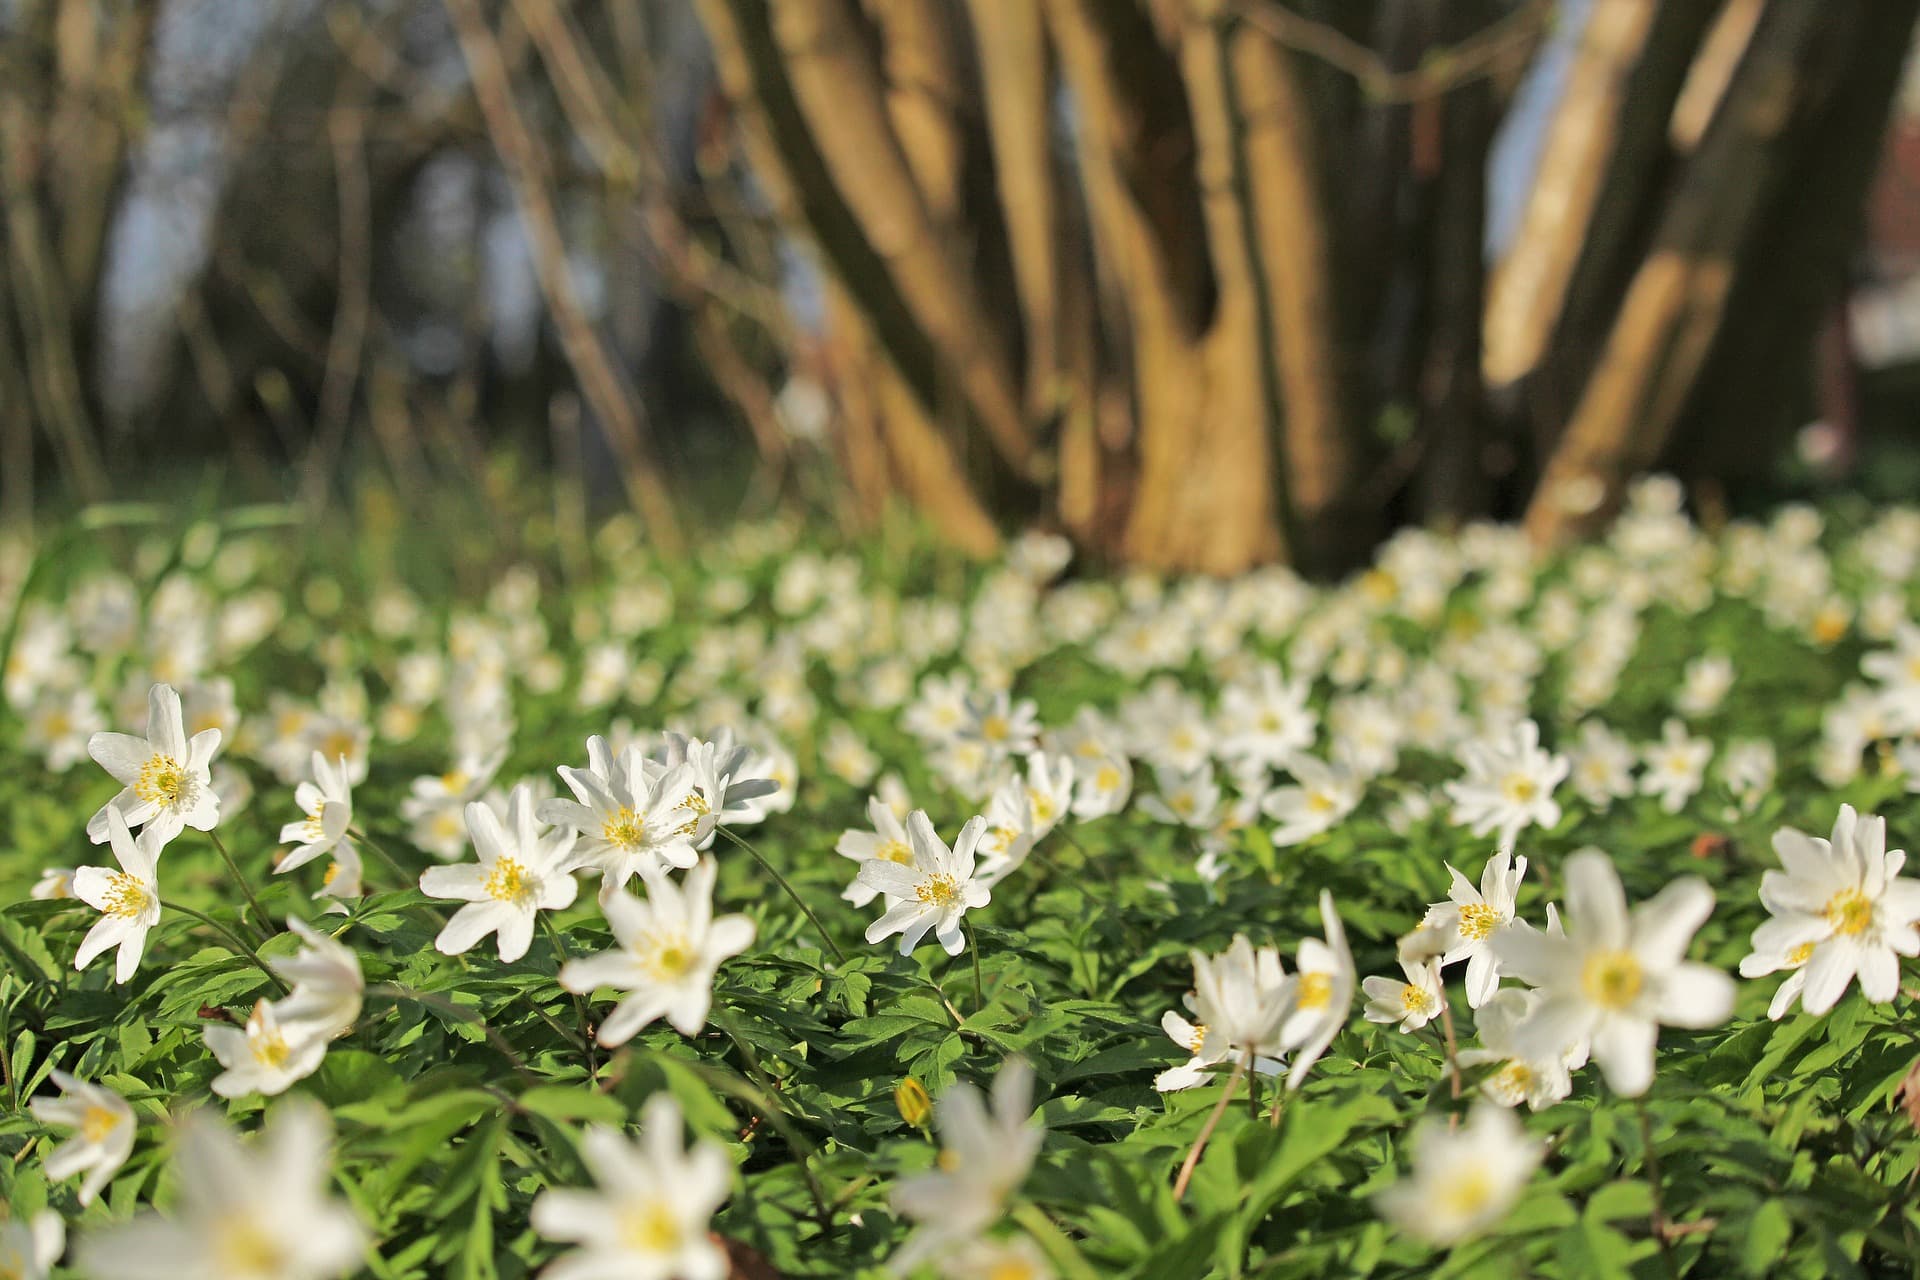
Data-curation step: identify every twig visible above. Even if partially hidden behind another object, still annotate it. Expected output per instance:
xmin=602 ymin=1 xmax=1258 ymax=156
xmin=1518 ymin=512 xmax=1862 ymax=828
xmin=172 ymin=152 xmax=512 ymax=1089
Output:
xmin=1174 ymin=1052 xmax=1249 ymax=1201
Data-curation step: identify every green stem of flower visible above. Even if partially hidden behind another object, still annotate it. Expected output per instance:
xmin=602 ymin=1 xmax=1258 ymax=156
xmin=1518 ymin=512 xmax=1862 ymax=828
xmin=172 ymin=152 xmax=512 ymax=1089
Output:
xmin=1011 ymin=1202 xmax=1101 ymax=1280
xmin=161 ymin=898 xmax=289 ymax=995
xmin=348 ymin=825 xmax=411 ymax=887
xmin=1635 ymin=1095 xmax=1681 ymax=1279
xmin=205 ymin=829 xmax=274 ymax=941
xmin=697 ymin=1027 xmax=835 ymax=1224
xmin=717 ymin=826 xmax=847 ymax=964
xmin=964 ymin=916 xmax=986 ymax=1012
xmin=1437 ymin=993 xmax=1464 ymax=1101
xmin=1174 ymin=1052 xmax=1249 ymax=1201
xmin=539 ymin=913 xmax=599 ymax=1079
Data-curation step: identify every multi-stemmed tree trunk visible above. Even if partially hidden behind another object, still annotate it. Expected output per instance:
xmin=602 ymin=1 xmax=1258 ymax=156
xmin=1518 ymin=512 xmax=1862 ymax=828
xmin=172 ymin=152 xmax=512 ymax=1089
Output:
xmin=691 ymin=0 xmax=1919 ymax=572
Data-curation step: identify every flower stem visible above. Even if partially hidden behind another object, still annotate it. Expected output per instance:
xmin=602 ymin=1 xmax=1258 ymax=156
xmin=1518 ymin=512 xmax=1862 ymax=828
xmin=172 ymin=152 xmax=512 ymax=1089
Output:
xmin=1635 ymin=1095 xmax=1681 ymax=1279
xmin=206 ymin=830 xmax=274 ymax=941
xmin=963 ymin=916 xmax=986 ymax=1012
xmin=1174 ymin=1052 xmax=1248 ymax=1201
xmin=698 ymin=1026 xmax=835 ymax=1224
xmin=1011 ymin=1202 xmax=1101 ymax=1280
xmin=161 ymin=898 xmax=289 ymax=995
xmin=1437 ymin=993 xmax=1464 ymax=1100
xmin=717 ymin=826 xmax=847 ymax=963
xmin=539 ymin=913 xmax=599 ymax=1078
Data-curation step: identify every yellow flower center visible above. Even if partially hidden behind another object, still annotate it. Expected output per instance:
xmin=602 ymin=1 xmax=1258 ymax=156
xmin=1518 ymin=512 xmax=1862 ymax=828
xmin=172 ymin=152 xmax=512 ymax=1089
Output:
xmin=484 ymin=856 xmax=536 ymax=905
xmin=215 ymin=1218 xmax=289 ymax=1274
xmin=1169 ymin=793 xmax=1195 ymax=817
xmin=619 ymin=1200 xmax=682 ymax=1253
xmin=1307 ymin=789 xmax=1337 ymax=814
xmin=602 ymin=806 xmax=646 ymax=850
xmin=916 ymin=874 xmax=962 ymax=907
xmin=135 ymin=754 xmax=190 ymax=807
xmin=441 ymin=770 xmax=469 ymax=793
xmin=1786 ymin=941 xmax=1815 ymax=966
xmin=1824 ymin=888 xmax=1874 ymax=937
xmin=80 ymin=1103 xmax=121 ymax=1143
xmin=876 ymin=839 xmax=912 ymax=865
xmin=323 ymin=860 xmax=343 ymax=888
xmin=1400 ymin=984 xmax=1433 ymax=1015
xmin=1029 ymin=789 xmax=1057 ymax=823
xmin=320 ymin=730 xmax=357 ymax=760
xmin=676 ymin=790 xmax=712 ymax=836
xmin=1491 ymin=1061 xmax=1534 ymax=1102
xmin=43 ymin=711 xmax=72 ymax=737
xmin=1296 ymin=971 xmax=1332 ymax=1011
xmin=102 ymin=872 xmax=151 ymax=919
xmin=645 ymin=938 xmax=695 ymax=980
xmin=1187 ymin=1023 xmax=1209 ymax=1054
xmin=981 ymin=714 xmax=1010 ymax=742
xmin=302 ymin=805 xmax=327 ymax=841
xmin=1437 ymin=1167 xmax=1496 ymax=1220
xmin=1502 ymin=773 xmax=1538 ymax=804
xmin=1458 ymin=902 xmax=1502 ymax=942
xmin=1581 ymin=949 xmax=1644 ymax=1010
xmin=987 ymin=1260 xmax=1043 ymax=1280
xmin=252 ymin=1026 xmax=292 ymax=1069
xmin=1095 ymin=765 xmax=1121 ymax=790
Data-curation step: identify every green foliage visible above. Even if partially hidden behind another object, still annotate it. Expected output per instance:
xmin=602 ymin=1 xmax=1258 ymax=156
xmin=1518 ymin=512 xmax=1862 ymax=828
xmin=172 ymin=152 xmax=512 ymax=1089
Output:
xmin=4 ymin=500 xmax=1920 ymax=1277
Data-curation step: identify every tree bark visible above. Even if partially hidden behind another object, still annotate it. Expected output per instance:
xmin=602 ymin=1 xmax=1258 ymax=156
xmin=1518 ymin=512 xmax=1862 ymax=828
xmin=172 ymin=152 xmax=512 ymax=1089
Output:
xmin=1524 ymin=0 xmax=1859 ymax=548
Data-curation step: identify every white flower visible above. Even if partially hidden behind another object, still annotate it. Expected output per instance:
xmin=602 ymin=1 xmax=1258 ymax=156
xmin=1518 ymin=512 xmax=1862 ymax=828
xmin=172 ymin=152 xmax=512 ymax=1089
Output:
xmin=32 ymin=867 xmax=73 ymax=899
xmin=889 ymin=1059 xmax=1043 ymax=1274
xmin=1421 ymin=851 xmax=1529 ymax=1009
xmin=1491 ymin=849 xmax=1733 ymax=1096
xmin=649 ymin=730 xmax=783 ymax=835
xmin=76 ymin=1101 xmax=364 ymax=1280
xmin=1277 ymin=892 xmax=1355 ymax=1091
xmin=1261 ymin=755 xmax=1361 ymax=848
xmin=23 ymin=686 xmax=103 ymax=771
xmin=30 ymin=1070 xmax=135 ymax=1205
xmin=1375 ymin=1102 xmax=1543 ymax=1246
xmin=275 ymin=752 xmax=354 ymax=876
xmin=1740 ymin=805 xmax=1920 ymax=1017
xmin=933 ymin=1236 xmax=1053 ymax=1280
xmin=205 ymin=999 xmax=329 ymax=1098
xmin=1187 ymin=935 xmax=1292 ymax=1062
xmin=72 ymin=807 xmax=164 ymax=983
xmin=400 ymin=748 xmax=505 ymax=861
xmin=272 ymin=917 xmax=364 ymax=1040
xmin=1155 ymin=988 xmax=1286 ymax=1093
xmin=1217 ymin=663 xmax=1316 ymax=772
xmin=1863 ymin=621 xmax=1920 ymax=732
xmin=85 ymin=682 xmax=221 ymax=843
xmin=837 ymin=796 xmax=917 ymax=907
xmin=0 ymin=1211 xmax=63 ymax=1280
xmin=1362 ymin=958 xmax=1444 ymax=1032
xmin=1456 ymin=989 xmax=1578 ymax=1111
xmin=1139 ymin=762 xmax=1221 ymax=830
xmin=1567 ymin=720 xmax=1636 ymax=810
xmin=421 ymin=785 xmax=580 ymax=962
xmin=959 ymin=690 xmax=1040 ymax=763
xmin=1443 ymin=720 xmax=1568 ymax=849
xmin=1675 ymin=654 xmax=1734 ymax=717
xmin=559 ymin=857 xmax=755 ymax=1044
xmin=539 ymin=736 xmax=701 ymax=894
xmin=530 ymin=1095 xmax=732 ymax=1280
xmin=856 ymin=812 xmax=992 ymax=957
xmin=1639 ymin=719 xmax=1710 ymax=813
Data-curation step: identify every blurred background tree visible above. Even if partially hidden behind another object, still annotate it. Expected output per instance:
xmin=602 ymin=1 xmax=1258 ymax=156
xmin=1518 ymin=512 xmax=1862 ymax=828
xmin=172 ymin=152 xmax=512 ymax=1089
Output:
xmin=3 ymin=0 xmax=1919 ymax=574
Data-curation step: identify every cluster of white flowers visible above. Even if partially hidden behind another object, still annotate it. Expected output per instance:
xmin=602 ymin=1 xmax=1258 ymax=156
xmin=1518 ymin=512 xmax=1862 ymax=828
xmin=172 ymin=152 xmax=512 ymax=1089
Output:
xmin=15 ymin=483 xmax=1920 ymax=1273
